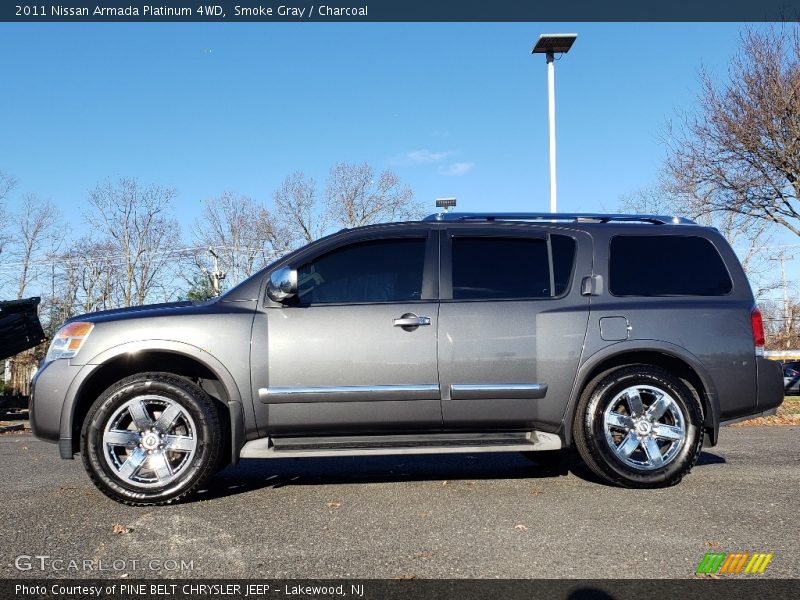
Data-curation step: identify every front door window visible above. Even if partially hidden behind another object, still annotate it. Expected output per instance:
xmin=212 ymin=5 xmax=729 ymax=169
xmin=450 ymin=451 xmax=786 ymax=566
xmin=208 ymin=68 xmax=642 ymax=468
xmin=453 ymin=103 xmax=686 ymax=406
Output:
xmin=296 ymin=238 xmax=427 ymax=305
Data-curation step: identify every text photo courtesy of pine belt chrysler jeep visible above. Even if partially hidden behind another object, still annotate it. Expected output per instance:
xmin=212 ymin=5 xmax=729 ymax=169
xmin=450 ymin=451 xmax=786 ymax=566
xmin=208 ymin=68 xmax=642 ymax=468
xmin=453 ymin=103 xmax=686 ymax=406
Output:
xmin=29 ymin=212 xmax=784 ymax=505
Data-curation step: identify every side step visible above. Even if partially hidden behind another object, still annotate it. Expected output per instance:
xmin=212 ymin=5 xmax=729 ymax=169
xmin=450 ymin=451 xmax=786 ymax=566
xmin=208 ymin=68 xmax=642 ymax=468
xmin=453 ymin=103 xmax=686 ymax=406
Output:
xmin=239 ymin=431 xmax=561 ymax=459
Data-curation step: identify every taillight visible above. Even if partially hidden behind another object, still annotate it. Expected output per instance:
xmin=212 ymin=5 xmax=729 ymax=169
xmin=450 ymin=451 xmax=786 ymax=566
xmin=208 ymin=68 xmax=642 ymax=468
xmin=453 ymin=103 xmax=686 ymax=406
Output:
xmin=751 ymin=307 xmax=765 ymax=356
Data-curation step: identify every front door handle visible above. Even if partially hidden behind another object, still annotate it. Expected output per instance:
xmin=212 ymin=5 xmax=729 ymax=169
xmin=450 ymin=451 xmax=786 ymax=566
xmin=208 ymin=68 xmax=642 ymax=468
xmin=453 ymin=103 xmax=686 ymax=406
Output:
xmin=393 ymin=313 xmax=431 ymax=328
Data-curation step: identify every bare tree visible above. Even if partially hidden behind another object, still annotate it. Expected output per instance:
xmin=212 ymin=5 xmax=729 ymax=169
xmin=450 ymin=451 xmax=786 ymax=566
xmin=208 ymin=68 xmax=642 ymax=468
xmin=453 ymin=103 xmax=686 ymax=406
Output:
xmin=666 ymin=26 xmax=800 ymax=239
xmin=270 ymin=164 xmax=420 ymax=249
xmin=193 ymin=192 xmax=290 ymax=290
xmin=272 ymin=172 xmax=325 ymax=247
xmin=0 ymin=170 xmax=18 ymax=258
xmin=12 ymin=194 xmax=60 ymax=300
xmin=760 ymin=297 xmax=800 ymax=350
xmin=71 ymin=238 xmax=118 ymax=313
xmin=86 ymin=178 xmax=179 ymax=307
xmin=0 ymin=170 xmax=15 ymax=201
xmin=3 ymin=192 xmax=59 ymax=395
xmin=619 ymin=186 xmax=680 ymax=217
xmin=324 ymin=162 xmax=422 ymax=229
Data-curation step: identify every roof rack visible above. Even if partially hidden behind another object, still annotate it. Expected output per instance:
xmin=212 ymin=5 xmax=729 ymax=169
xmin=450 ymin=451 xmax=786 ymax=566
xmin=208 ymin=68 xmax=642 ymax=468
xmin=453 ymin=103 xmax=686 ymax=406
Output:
xmin=422 ymin=212 xmax=696 ymax=225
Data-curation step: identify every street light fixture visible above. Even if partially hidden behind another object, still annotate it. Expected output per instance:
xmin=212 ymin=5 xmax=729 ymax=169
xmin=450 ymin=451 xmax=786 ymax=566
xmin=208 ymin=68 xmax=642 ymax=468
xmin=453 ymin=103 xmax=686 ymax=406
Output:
xmin=532 ymin=33 xmax=577 ymax=213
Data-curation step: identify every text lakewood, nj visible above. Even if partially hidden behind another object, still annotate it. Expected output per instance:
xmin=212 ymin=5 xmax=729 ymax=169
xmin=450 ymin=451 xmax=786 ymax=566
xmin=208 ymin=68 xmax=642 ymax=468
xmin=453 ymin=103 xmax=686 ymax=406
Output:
xmin=30 ymin=5 xmax=369 ymax=18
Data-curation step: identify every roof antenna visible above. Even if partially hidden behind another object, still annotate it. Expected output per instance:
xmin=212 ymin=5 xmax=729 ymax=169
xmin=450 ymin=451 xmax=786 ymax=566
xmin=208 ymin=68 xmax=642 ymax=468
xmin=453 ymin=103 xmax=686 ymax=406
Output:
xmin=435 ymin=197 xmax=457 ymax=220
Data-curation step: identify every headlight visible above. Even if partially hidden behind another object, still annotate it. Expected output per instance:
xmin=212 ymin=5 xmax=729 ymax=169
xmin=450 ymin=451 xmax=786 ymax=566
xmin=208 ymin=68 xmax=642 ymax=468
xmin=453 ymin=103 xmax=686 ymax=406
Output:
xmin=45 ymin=322 xmax=94 ymax=363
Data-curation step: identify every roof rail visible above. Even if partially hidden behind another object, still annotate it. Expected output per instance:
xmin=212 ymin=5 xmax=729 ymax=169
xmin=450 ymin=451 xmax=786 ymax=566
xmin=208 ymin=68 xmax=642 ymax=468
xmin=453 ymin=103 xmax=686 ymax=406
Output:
xmin=422 ymin=212 xmax=697 ymax=225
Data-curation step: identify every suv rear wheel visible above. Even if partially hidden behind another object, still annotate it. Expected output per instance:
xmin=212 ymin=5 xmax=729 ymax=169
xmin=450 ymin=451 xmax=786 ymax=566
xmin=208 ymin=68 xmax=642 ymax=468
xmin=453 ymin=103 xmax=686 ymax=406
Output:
xmin=81 ymin=372 xmax=222 ymax=506
xmin=573 ymin=365 xmax=703 ymax=488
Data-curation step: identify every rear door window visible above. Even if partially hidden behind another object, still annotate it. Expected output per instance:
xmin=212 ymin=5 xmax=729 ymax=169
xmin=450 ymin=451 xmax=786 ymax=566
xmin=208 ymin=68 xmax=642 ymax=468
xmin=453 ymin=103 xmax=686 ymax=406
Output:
xmin=450 ymin=234 xmax=576 ymax=300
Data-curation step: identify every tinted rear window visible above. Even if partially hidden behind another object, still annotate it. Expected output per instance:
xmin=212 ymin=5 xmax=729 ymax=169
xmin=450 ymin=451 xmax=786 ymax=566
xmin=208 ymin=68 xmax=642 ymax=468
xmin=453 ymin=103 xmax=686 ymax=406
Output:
xmin=610 ymin=235 xmax=732 ymax=296
xmin=551 ymin=234 xmax=576 ymax=296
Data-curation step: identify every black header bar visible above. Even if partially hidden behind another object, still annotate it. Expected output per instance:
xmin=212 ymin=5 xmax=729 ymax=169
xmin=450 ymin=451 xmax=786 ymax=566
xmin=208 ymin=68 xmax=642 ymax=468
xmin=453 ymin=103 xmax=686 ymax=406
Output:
xmin=3 ymin=579 xmax=800 ymax=600
xmin=2 ymin=1 xmax=800 ymax=23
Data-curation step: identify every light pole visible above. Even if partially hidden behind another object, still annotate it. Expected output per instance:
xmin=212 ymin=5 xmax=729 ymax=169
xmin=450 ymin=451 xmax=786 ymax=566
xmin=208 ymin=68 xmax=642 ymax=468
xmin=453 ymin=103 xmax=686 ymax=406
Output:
xmin=532 ymin=33 xmax=577 ymax=213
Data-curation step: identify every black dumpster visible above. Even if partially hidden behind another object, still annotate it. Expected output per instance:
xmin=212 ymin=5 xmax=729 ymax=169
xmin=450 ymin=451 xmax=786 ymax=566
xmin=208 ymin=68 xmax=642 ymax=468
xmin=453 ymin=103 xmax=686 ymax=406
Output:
xmin=0 ymin=297 xmax=46 ymax=361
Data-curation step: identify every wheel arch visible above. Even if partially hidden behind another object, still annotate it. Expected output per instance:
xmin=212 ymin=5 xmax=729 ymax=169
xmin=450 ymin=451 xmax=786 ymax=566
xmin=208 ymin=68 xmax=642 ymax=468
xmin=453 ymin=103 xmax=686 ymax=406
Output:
xmin=562 ymin=342 xmax=720 ymax=447
xmin=61 ymin=341 xmax=245 ymax=464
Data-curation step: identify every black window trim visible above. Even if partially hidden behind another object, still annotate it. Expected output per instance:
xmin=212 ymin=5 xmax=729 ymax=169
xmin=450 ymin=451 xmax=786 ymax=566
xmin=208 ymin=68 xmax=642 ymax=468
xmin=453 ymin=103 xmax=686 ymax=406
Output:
xmin=440 ymin=227 xmax=578 ymax=302
xmin=607 ymin=233 xmax=735 ymax=298
xmin=269 ymin=229 xmax=438 ymax=308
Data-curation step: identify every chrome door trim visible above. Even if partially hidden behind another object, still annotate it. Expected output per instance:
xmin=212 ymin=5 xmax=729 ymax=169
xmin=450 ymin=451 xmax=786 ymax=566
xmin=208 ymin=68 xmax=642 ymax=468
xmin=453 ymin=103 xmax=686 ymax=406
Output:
xmin=259 ymin=384 xmax=440 ymax=404
xmin=449 ymin=383 xmax=548 ymax=400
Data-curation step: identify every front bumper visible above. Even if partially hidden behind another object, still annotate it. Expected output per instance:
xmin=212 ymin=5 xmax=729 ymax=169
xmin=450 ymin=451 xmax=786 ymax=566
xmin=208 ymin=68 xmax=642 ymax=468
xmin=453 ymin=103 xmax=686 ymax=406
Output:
xmin=30 ymin=359 xmax=86 ymax=457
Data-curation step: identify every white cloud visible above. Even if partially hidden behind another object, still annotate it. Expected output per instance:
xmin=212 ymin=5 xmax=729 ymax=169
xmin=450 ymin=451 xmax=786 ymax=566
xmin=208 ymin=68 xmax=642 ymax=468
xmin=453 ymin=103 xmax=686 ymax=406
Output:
xmin=398 ymin=149 xmax=452 ymax=165
xmin=439 ymin=162 xmax=475 ymax=176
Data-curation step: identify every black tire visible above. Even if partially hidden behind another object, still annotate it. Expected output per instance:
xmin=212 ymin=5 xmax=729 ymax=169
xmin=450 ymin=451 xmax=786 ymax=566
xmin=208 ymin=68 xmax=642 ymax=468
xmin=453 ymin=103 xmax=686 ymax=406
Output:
xmin=573 ymin=365 xmax=703 ymax=488
xmin=520 ymin=449 xmax=574 ymax=474
xmin=81 ymin=372 xmax=222 ymax=506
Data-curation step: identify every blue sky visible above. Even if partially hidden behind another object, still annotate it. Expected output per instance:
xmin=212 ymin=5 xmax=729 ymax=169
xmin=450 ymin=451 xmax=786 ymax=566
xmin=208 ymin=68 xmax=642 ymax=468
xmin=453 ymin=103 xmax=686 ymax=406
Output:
xmin=1 ymin=22 xmax=758 ymax=223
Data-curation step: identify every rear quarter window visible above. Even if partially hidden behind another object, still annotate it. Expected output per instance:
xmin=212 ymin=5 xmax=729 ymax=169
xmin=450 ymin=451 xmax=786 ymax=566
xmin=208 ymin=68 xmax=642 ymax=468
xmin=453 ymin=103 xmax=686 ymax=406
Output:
xmin=609 ymin=235 xmax=733 ymax=297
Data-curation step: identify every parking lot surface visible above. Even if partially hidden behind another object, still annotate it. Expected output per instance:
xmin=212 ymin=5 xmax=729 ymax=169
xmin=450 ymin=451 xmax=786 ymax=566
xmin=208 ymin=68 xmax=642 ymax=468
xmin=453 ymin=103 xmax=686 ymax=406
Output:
xmin=1 ymin=426 xmax=798 ymax=579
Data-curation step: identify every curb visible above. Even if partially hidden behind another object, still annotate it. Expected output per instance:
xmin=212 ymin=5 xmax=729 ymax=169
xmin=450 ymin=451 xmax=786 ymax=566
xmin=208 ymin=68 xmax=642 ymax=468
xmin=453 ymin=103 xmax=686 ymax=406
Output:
xmin=0 ymin=424 xmax=25 ymax=434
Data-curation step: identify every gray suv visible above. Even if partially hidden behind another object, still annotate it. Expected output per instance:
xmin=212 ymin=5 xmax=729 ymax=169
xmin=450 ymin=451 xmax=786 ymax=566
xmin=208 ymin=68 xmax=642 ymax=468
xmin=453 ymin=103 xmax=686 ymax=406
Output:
xmin=30 ymin=212 xmax=784 ymax=505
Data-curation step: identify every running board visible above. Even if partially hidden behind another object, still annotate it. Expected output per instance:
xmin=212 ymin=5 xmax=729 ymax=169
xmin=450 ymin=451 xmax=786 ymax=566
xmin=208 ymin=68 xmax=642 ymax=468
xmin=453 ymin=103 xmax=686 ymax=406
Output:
xmin=239 ymin=431 xmax=561 ymax=459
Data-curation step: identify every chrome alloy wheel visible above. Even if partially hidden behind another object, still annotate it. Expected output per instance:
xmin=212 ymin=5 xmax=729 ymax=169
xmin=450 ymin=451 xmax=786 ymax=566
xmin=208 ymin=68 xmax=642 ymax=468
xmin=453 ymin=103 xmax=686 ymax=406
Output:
xmin=102 ymin=395 xmax=197 ymax=488
xmin=602 ymin=385 xmax=686 ymax=471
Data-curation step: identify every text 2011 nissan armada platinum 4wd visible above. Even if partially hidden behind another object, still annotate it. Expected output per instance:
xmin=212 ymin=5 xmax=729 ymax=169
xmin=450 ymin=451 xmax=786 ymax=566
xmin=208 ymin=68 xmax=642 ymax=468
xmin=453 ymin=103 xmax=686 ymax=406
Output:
xmin=30 ymin=212 xmax=784 ymax=505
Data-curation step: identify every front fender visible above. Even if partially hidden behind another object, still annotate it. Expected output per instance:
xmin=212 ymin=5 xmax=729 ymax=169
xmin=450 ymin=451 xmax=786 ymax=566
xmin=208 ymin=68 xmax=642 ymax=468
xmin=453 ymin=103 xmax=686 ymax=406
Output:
xmin=58 ymin=340 xmax=246 ymax=462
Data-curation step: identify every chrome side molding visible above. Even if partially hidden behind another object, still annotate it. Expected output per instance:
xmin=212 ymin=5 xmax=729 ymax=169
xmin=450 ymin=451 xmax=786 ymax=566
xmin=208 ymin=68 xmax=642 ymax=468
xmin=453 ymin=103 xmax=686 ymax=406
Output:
xmin=259 ymin=383 xmax=548 ymax=403
xmin=449 ymin=383 xmax=547 ymax=400
xmin=259 ymin=384 xmax=440 ymax=404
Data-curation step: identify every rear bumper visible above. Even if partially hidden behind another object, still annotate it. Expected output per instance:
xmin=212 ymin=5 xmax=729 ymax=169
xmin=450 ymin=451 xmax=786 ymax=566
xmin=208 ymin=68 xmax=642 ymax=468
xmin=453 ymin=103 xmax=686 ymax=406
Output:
xmin=757 ymin=357 xmax=785 ymax=413
xmin=717 ymin=358 xmax=784 ymax=428
xmin=702 ymin=357 xmax=783 ymax=446
xmin=720 ymin=407 xmax=778 ymax=426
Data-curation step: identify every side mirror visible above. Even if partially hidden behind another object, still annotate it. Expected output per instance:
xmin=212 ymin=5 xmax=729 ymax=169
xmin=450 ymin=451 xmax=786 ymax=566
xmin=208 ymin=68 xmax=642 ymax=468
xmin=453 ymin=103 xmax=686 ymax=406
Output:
xmin=267 ymin=266 xmax=298 ymax=303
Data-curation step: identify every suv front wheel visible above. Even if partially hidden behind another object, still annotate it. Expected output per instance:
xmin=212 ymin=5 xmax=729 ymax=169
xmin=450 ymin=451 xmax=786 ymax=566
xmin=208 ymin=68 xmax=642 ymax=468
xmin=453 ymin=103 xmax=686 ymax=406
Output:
xmin=573 ymin=365 xmax=703 ymax=488
xmin=81 ymin=372 xmax=222 ymax=506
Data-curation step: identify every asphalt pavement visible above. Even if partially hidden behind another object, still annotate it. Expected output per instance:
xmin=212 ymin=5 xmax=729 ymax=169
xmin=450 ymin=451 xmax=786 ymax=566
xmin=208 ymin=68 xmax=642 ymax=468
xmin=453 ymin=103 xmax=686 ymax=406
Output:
xmin=1 ymin=426 xmax=798 ymax=579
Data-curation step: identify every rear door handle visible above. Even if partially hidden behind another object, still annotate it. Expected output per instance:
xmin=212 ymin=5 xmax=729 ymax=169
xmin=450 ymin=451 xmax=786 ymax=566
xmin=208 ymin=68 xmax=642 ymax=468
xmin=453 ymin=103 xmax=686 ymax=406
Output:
xmin=393 ymin=314 xmax=431 ymax=327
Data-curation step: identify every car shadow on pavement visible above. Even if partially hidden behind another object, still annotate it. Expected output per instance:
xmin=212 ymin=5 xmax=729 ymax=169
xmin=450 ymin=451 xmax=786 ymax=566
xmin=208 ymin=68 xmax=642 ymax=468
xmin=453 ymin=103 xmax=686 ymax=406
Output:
xmin=192 ymin=449 xmax=729 ymax=501
xmin=696 ymin=451 xmax=726 ymax=466
xmin=192 ymin=453 xmax=578 ymax=501
xmin=562 ymin=450 xmax=728 ymax=488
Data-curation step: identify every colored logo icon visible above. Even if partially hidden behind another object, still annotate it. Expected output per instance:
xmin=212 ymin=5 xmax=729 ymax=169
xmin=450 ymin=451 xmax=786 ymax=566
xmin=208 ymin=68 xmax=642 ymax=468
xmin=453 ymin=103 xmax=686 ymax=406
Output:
xmin=697 ymin=552 xmax=774 ymax=574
